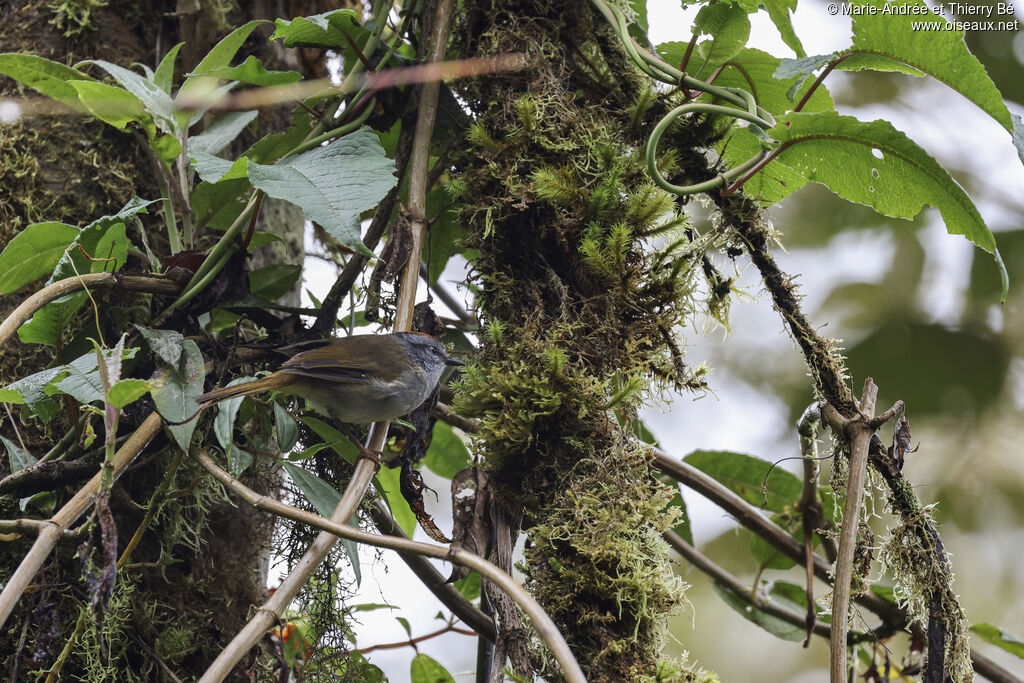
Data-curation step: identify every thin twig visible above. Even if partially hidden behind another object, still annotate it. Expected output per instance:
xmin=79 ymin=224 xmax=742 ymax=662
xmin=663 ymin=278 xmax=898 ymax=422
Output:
xmin=357 ymin=616 xmax=476 ymax=654
xmin=824 ymin=379 xmax=902 ymax=683
xmin=0 ymin=412 xmax=163 ymax=628
xmin=192 ymin=450 xmax=585 ymax=682
xmin=0 ymin=274 xmax=180 ymax=347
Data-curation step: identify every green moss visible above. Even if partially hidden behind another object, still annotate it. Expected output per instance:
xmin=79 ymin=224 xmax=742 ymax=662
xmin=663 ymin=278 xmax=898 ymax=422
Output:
xmin=48 ymin=0 xmax=109 ymax=37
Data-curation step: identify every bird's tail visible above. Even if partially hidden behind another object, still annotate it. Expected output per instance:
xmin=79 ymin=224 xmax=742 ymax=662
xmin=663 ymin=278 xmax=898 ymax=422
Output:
xmin=195 ymin=374 xmax=286 ymax=405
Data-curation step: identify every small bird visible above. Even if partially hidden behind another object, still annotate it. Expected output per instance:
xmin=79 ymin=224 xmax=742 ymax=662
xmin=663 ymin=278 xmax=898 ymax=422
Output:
xmin=195 ymin=333 xmax=463 ymax=455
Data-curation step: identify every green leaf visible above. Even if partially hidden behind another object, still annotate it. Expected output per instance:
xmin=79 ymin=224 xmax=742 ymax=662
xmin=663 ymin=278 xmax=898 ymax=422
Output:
xmin=301 ymin=415 xmax=359 ymax=463
xmin=153 ymin=134 xmax=182 ymax=165
xmin=213 ymin=377 xmax=256 ymax=451
xmin=274 ymin=402 xmax=299 ymax=452
xmin=453 ymin=572 xmax=481 ymax=601
xmin=176 ymin=20 xmax=268 ymax=126
xmin=248 ymin=264 xmax=302 ymax=301
xmin=374 ymin=463 xmax=417 ymax=537
xmin=769 ymin=111 xmax=1007 ymax=299
xmin=189 ymin=111 xmax=258 ymax=156
xmin=108 ymin=378 xmax=152 ymax=409
xmin=150 ymin=339 xmax=205 ymax=450
xmin=242 ymin=128 xmax=397 ymax=255
xmin=153 ymin=42 xmax=184 ymax=94
xmin=192 ymin=56 xmax=302 ymax=86
xmin=226 ymin=444 xmax=254 ymax=475
xmin=80 ymin=59 xmax=177 ymax=133
xmin=970 ymin=623 xmax=1024 ymax=659
xmin=847 ymin=0 xmax=1013 ymax=135
xmin=743 ymin=0 xmax=805 ymax=58
xmin=51 ymin=360 xmax=107 ymax=404
xmin=300 ymin=416 xmax=417 ymax=536
xmin=282 ymin=461 xmax=362 ymax=584
xmin=422 ymin=422 xmax=471 ymax=479
xmin=425 ymin=187 xmax=464 ymax=285
xmin=396 ymin=616 xmax=412 ymax=637
xmin=409 ymin=653 xmax=455 ymax=683
xmin=248 ymin=232 xmax=283 ymax=251
xmin=0 ymin=53 xmax=96 ymax=111
xmin=1 ymin=434 xmax=36 ymax=473
xmin=135 ymin=325 xmax=186 ymax=368
xmin=667 ymin=485 xmax=693 ymax=546
xmin=191 ymin=154 xmax=250 ymax=183
xmin=68 ymin=80 xmax=146 ymax=129
xmin=684 ymin=450 xmax=801 ymax=513
xmin=0 ymin=347 xmax=137 ymax=421
xmin=17 ymin=293 xmax=85 ymax=347
xmin=711 ymin=581 xmax=804 ymax=641
xmin=179 ymin=19 xmax=268 ymax=100
xmin=191 ymin=177 xmax=251 ymax=231
xmin=690 ymin=3 xmax=750 ymax=74
xmin=0 ymin=222 xmax=80 ymax=294
xmin=49 ymin=197 xmax=154 ymax=284
xmin=271 ymin=9 xmax=363 ymax=49
xmin=197 ymin=20 xmax=269 ymax=74
xmin=749 ymin=515 xmax=799 ymax=570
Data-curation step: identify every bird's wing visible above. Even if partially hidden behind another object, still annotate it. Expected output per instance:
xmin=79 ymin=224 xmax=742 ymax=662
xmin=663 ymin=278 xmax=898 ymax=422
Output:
xmin=276 ymin=342 xmax=374 ymax=384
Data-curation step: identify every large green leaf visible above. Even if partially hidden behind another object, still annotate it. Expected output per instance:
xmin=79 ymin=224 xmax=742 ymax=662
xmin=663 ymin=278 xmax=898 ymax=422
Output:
xmin=176 ymin=20 xmax=268 ymax=125
xmin=970 ymin=623 xmax=1024 ymax=659
xmin=779 ymin=0 xmax=1022 ymax=165
xmin=767 ymin=112 xmax=1007 ymax=298
xmin=150 ymin=339 xmax=205 ymax=450
xmin=849 ymin=0 xmax=1015 ymax=139
xmin=68 ymin=80 xmax=146 ymax=129
xmin=0 ymin=53 xmax=96 ymax=111
xmin=712 ymin=580 xmax=805 ymax=641
xmin=192 ymin=128 xmax=396 ymax=255
xmin=271 ymin=10 xmax=363 ymax=49
xmin=189 ymin=111 xmax=258 ymax=156
xmin=1 ymin=433 xmax=37 ymax=473
xmin=192 ymin=56 xmax=302 ymax=87
xmin=422 ymin=421 xmax=471 ymax=479
xmin=153 ymin=42 xmax=184 ymax=94
xmin=282 ymin=461 xmax=363 ymax=584
xmin=248 ymin=264 xmax=301 ymax=301
xmin=48 ymin=198 xmax=152 ymax=284
xmin=0 ymin=222 xmax=79 ymax=294
xmin=17 ymin=294 xmax=87 ymax=347
xmin=684 ymin=450 xmax=801 ymax=513
xmin=410 ymin=654 xmax=455 ymax=683
xmin=79 ymin=59 xmax=177 ymax=133
xmin=691 ymin=3 xmax=751 ymax=74
xmin=0 ymin=347 xmax=137 ymax=421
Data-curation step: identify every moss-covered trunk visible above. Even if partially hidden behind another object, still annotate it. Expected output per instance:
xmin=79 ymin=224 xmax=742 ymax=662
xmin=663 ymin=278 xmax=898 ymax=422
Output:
xmin=451 ymin=2 xmax=716 ymax=679
xmin=0 ymin=2 xmax=324 ymax=679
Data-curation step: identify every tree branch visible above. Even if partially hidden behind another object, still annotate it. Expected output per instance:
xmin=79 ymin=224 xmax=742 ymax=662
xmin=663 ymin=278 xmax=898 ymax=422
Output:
xmin=191 ymin=450 xmax=584 ymax=681
xmin=0 ymin=412 xmax=163 ymax=628
xmin=0 ymin=274 xmax=180 ymax=347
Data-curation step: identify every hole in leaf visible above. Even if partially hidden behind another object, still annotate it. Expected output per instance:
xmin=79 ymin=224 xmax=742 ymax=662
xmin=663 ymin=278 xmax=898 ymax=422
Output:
xmin=870 ymin=168 xmax=880 ymax=178
xmin=871 ymin=148 xmax=884 ymax=159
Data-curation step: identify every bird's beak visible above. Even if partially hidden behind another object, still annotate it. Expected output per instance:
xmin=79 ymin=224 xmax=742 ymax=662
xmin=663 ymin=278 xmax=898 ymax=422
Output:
xmin=446 ymin=356 xmax=465 ymax=367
